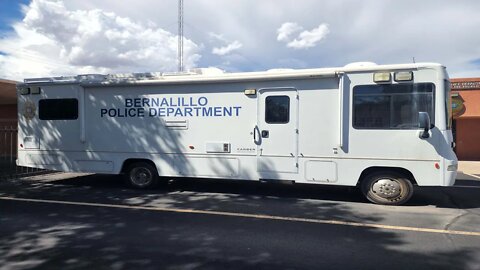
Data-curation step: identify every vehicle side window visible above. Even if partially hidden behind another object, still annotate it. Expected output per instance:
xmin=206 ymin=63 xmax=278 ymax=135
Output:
xmin=265 ymin=95 xmax=290 ymax=124
xmin=39 ymin=98 xmax=79 ymax=120
xmin=353 ymin=83 xmax=435 ymax=129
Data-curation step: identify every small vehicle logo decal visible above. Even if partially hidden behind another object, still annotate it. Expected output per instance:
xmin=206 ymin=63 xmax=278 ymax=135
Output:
xmin=23 ymin=100 xmax=36 ymax=120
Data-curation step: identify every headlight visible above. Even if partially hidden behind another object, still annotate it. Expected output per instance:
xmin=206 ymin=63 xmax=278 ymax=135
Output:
xmin=447 ymin=164 xmax=458 ymax=171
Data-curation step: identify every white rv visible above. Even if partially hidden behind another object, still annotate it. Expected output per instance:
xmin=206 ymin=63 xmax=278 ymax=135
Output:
xmin=17 ymin=62 xmax=457 ymax=205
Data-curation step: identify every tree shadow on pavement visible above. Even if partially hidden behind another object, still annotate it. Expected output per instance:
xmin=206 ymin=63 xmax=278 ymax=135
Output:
xmin=1 ymin=174 xmax=480 ymax=269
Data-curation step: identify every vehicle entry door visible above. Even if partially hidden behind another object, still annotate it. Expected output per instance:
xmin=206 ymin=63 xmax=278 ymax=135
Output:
xmin=256 ymin=88 xmax=299 ymax=177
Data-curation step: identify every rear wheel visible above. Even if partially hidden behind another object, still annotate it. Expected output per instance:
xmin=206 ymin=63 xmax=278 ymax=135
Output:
xmin=124 ymin=162 xmax=159 ymax=189
xmin=361 ymin=171 xmax=414 ymax=205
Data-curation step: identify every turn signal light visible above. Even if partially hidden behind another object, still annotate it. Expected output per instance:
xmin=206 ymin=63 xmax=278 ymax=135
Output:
xmin=394 ymin=71 xmax=413 ymax=82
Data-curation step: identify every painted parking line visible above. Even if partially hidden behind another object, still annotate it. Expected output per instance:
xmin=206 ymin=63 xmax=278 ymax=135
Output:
xmin=1 ymin=196 xmax=479 ymax=237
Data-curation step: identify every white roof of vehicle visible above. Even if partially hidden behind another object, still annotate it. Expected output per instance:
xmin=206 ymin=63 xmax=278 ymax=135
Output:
xmin=20 ymin=62 xmax=443 ymax=86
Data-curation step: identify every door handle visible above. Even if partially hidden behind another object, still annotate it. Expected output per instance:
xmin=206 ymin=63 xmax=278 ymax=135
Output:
xmin=253 ymin=126 xmax=261 ymax=144
xmin=261 ymin=130 xmax=269 ymax=138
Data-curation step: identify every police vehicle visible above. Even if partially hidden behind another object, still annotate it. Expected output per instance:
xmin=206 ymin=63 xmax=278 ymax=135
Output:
xmin=17 ymin=62 xmax=458 ymax=205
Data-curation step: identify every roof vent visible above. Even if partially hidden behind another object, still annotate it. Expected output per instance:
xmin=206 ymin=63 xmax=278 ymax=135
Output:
xmin=190 ymin=67 xmax=225 ymax=76
xmin=266 ymin=68 xmax=295 ymax=73
xmin=344 ymin=62 xmax=378 ymax=68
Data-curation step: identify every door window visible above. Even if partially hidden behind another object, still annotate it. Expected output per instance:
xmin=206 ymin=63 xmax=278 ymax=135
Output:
xmin=265 ymin=96 xmax=290 ymax=124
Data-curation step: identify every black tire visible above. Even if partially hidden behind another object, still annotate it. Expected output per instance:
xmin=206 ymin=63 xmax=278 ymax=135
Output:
xmin=361 ymin=171 xmax=414 ymax=205
xmin=124 ymin=162 xmax=159 ymax=189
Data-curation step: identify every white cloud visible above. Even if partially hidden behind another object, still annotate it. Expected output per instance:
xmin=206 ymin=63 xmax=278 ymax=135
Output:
xmin=209 ymin=32 xmax=243 ymax=56
xmin=212 ymin=40 xmax=243 ymax=56
xmin=277 ymin=23 xmax=330 ymax=50
xmin=287 ymin=24 xmax=329 ymax=49
xmin=209 ymin=32 xmax=228 ymax=43
xmin=2 ymin=0 xmax=480 ymax=79
xmin=276 ymin=22 xmax=303 ymax=42
xmin=0 ymin=0 xmax=201 ymax=80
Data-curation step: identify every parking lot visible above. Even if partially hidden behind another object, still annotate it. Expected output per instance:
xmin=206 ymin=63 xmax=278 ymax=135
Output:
xmin=1 ymin=172 xmax=480 ymax=270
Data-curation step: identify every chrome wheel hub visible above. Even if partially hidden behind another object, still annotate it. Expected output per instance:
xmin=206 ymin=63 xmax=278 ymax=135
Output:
xmin=131 ymin=167 xmax=152 ymax=186
xmin=372 ymin=179 xmax=401 ymax=199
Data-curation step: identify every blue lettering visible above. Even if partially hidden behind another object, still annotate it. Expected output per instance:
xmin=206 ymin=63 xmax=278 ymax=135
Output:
xmin=223 ymin=107 xmax=232 ymax=116
xmin=189 ymin=97 xmax=197 ymax=106
xmin=234 ymin=106 xmax=241 ymax=116
xmin=194 ymin=107 xmax=201 ymax=116
xmin=128 ymin=108 xmax=136 ymax=117
xmin=184 ymin=107 xmax=193 ymax=116
xmin=174 ymin=108 xmax=184 ymax=117
xmin=202 ymin=107 xmax=212 ymax=116
xmin=134 ymin=98 xmax=141 ymax=107
xmin=160 ymin=98 xmax=168 ymax=106
xmin=118 ymin=108 xmax=125 ymax=117
xmin=108 ymin=109 xmax=116 ymax=117
xmin=158 ymin=108 xmax=166 ymax=117
xmin=169 ymin=97 xmax=177 ymax=107
xmin=214 ymin=107 xmax=222 ymax=116
xmin=104 ymin=97 xmax=242 ymax=119
xmin=198 ymin=97 xmax=208 ymax=106
xmin=138 ymin=108 xmax=145 ymax=117
xmin=149 ymin=108 xmax=157 ymax=116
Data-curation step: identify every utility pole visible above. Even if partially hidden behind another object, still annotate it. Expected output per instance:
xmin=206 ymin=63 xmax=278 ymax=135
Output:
xmin=178 ymin=0 xmax=184 ymax=72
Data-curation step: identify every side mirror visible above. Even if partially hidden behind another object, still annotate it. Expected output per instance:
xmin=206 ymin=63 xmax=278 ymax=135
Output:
xmin=418 ymin=112 xmax=431 ymax=139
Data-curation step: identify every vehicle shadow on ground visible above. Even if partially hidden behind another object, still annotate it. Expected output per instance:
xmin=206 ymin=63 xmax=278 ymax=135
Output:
xmin=409 ymin=179 xmax=480 ymax=209
xmin=6 ymin=173 xmax=480 ymax=210
xmin=17 ymin=173 xmax=367 ymax=203
xmin=1 ymin=174 xmax=479 ymax=270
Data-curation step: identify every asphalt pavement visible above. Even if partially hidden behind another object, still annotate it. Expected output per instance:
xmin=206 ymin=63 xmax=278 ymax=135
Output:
xmin=1 ymin=173 xmax=480 ymax=270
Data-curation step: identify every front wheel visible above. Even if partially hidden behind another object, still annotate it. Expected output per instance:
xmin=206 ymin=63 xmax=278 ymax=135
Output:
xmin=361 ymin=172 xmax=414 ymax=205
xmin=124 ymin=162 xmax=159 ymax=189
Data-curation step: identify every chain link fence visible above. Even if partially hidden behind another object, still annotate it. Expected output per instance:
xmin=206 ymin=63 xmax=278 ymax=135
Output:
xmin=0 ymin=125 xmax=50 ymax=180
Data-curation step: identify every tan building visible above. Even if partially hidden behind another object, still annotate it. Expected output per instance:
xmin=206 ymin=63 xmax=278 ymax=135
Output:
xmin=0 ymin=79 xmax=18 ymax=166
xmin=0 ymin=79 xmax=18 ymax=127
xmin=451 ymin=78 xmax=480 ymax=161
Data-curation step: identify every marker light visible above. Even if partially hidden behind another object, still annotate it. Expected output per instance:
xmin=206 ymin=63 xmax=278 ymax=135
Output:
xmin=373 ymin=72 xmax=391 ymax=83
xmin=244 ymin=89 xmax=256 ymax=95
xmin=447 ymin=164 xmax=457 ymax=171
xmin=19 ymin=88 xmax=30 ymax=95
xmin=394 ymin=71 xmax=413 ymax=82
xmin=435 ymin=163 xmax=440 ymax=169
xmin=30 ymin=86 xmax=41 ymax=94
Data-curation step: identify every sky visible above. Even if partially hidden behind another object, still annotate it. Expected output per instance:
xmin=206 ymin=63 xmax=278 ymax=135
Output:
xmin=0 ymin=0 xmax=479 ymax=81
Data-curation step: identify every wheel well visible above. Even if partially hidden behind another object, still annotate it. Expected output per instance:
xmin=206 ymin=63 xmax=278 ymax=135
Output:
xmin=357 ymin=166 xmax=417 ymax=186
xmin=121 ymin=159 xmax=158 ymax=174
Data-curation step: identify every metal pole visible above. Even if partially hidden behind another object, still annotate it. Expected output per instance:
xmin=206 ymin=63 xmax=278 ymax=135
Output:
xmin=178 ymin=0 xmax=184 ymax=72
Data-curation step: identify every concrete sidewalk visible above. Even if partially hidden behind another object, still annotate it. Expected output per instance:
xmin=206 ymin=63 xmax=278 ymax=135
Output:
xmin=457 ymin=161 xmax=480 ymax=181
